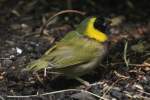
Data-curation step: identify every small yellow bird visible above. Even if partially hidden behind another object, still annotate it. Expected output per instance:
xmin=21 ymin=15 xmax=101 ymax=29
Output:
xmin=27 ymin=16 xmax=111 ymax=85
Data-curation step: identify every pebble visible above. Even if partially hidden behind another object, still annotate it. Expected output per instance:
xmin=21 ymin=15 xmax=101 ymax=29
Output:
xmin=16 ymin=47 xmax=23 ymax=55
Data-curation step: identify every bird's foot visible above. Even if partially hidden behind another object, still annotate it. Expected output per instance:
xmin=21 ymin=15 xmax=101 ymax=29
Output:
xmin=75 ymin=77 xmax=91 ymax=90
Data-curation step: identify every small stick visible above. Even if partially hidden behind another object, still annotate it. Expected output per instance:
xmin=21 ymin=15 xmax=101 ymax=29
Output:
xmin=124 ymin=40 xmax=129 ymax=67
xmin=7 ymin=88 xmax=106 ymax=100
xmin=40 ymin=10 xmax=86 ymax=35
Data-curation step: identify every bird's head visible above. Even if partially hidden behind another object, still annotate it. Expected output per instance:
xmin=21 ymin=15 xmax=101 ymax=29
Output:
xmin=76 ymin=16 xmax=111 ymax=42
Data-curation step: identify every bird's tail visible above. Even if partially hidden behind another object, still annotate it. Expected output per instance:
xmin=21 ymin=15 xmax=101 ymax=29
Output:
xmin=27 ymin=59 xmax=49 ymax=72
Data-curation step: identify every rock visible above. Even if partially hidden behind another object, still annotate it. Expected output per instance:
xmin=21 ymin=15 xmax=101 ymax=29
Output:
xmin=15 ymin=47 xmax=23 ymax=55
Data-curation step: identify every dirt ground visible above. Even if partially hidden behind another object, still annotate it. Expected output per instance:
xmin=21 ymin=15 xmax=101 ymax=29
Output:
xmin=0 ymin=0 xmax=150 ymax=100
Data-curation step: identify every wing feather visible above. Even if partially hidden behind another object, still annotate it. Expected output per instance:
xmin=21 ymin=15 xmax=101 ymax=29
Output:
xmin=41 ymin=31 xmax=103 ymax=69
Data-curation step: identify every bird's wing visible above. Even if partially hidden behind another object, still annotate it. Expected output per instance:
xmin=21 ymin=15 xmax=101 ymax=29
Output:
xmin=42 ymin=31 xmax=104 ymax=69
xmin=27 ymin=31 xmax=105 ymax=71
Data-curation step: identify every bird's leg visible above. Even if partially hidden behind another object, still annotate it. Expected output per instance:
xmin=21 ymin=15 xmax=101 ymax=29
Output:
xmin=74 ymin=77 xmax=91 ymax=87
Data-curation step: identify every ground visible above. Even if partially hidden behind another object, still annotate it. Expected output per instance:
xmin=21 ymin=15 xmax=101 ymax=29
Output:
xmin=0 ymin=0 xmax=150 ymax=100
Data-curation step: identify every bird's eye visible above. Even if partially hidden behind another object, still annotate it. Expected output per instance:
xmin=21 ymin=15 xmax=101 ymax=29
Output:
xmin=94 ymin=17 xmax=111 ymax=34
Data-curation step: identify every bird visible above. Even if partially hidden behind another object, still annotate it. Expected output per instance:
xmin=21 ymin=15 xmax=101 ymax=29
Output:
xmin=27 ymin=16 xmax=111 ymax=86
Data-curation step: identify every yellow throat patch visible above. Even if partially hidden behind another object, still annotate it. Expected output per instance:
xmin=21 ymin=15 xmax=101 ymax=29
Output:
xmin=85 ymin=17 xmax=108 ymax=42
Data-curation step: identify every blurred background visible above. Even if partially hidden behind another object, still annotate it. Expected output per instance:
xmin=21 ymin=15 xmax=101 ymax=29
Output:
xmin=0 ymin=0 xmax=149 ymax=22
xmin=0 ymin=0 xmax=149 ymax=99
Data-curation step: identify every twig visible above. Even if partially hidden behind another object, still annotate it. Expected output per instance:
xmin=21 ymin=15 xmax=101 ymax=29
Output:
xmin=23 ymin=10 xmax=85 ymax=38
xmin=114 ymin=70 xmax=130 ymax=79
xmin=137 ymin=90 xmax=150 ymax=96
xmin=102 ymin=78 xmax=126 ymax=97
xmin=7 ymin=88 xmax=106 ymax=100
xmin=34 ymin=72 xmax=44 ymax=86
xmin=40 ymin=9 xmax=86 ymax=35
xmin=124 ymin=40 xmax=129 ymax=67
xmin=129 ymin=63 xmax=150 ymax=67
xmin=0 ymin=96 xmax=5 ymax=100
xmin=111 ymin=62 xmax=150 ymax=67
xmin=0 ymin=58 xmax=11 ymax=60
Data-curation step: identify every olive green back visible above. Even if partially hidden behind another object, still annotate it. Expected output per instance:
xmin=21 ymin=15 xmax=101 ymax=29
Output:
xmin=41 ymin=31 xmax=104 ymax=69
